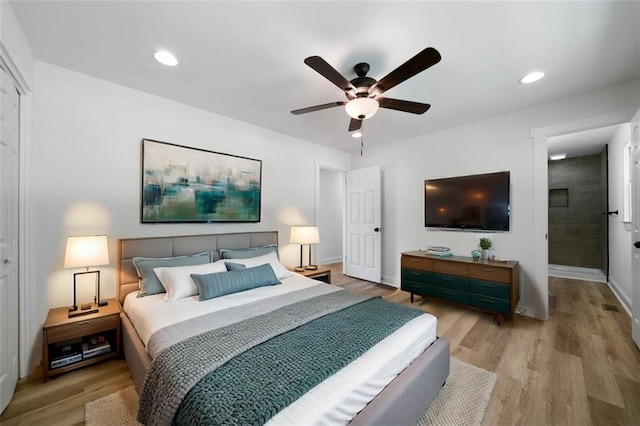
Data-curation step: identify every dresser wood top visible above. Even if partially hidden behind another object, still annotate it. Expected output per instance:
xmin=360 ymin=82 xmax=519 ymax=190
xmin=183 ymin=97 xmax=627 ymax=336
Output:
xmin=402 ymin=251 xmax=519 ymax=269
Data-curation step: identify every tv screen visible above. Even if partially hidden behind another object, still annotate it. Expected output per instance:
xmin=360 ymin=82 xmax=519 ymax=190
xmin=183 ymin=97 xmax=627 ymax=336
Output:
xmin=424 ymin=171 xmax=510 ymax=231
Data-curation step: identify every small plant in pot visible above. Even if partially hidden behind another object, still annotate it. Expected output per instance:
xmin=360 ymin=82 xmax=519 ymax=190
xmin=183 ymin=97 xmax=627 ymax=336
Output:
xmin=479 ymin=237 xmax=492 ymax=259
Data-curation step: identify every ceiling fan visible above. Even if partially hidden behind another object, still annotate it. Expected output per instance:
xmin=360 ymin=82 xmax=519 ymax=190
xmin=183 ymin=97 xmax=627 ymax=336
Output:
xmin=291 ymin=47 xmax=442 ymax=132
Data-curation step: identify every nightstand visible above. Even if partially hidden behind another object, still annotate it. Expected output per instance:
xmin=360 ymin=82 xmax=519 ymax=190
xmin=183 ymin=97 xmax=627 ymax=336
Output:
xmin=42 ymin=298 xmax=121 ymax=382
xmin=296 ymin=267 xmax=332 ymax=284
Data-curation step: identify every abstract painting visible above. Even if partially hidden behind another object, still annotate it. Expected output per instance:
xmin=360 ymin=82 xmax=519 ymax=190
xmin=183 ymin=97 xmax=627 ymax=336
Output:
xmin=141 ymin=139 xmax=262 ymax=223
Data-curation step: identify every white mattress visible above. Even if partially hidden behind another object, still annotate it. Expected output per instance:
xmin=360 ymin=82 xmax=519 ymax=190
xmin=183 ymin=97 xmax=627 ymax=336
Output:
xmin=123 ymin=274 xmax=438 ymax=424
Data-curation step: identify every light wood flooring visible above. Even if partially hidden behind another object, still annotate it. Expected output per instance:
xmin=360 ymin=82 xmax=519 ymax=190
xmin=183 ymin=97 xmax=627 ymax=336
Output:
xmin=2 ymin=264 xmax=639 ymax=425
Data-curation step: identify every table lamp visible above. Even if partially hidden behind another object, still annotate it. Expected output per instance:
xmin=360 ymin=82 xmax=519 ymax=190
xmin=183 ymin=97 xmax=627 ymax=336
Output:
xmin=290 ymin=226 xmax=320 ymax=271
xmin=64 ymin=235 xmax=109 ymax=317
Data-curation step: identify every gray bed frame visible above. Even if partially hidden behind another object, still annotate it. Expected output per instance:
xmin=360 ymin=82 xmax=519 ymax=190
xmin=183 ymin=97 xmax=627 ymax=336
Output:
xmin=117 ymin=231 xmax=450 ymax=425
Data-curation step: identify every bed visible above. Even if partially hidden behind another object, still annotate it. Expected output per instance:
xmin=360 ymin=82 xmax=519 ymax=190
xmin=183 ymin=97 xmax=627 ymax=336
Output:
xmin=117 ymin=231 xmax=450 ymax=425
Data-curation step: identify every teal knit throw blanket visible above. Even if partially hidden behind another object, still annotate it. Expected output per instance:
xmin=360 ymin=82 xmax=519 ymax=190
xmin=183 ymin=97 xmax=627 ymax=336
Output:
xmin=174 ymin=297 xmax=424 ymax=425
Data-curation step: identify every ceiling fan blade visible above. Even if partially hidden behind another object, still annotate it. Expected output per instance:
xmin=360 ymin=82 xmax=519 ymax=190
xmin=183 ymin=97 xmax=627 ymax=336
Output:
xmin=348 ymin=118 xmax=362 ymax=132
xmin=377 ymin=98 xmax=431 ymax=114
xmin=370 ymin=47 xmax=441 ymax=95
xmin=304 ymin=56 xmax=356 ymax=94
xmin=291 ymin=101 xmax=346 ymax=115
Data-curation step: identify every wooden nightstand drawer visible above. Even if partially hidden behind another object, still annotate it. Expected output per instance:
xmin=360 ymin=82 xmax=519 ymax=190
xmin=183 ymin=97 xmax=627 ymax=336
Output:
xmin=46 ymin=314 xmax=118 ymax=344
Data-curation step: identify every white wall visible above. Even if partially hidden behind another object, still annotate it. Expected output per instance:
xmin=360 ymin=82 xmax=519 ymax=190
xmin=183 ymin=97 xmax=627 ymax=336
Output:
xmin=608 ymin=123 xmax=633 ymax=312
xmin=351 ymin=79 xmax=640 ymax=320
xmin=316 ymin=168 xmax=344 ymax=264
xmin=28 ymin=61 xmax=350 ymax=370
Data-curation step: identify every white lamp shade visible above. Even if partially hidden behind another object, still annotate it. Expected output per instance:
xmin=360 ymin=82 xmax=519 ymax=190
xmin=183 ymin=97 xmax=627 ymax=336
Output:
xmin=290 ymin=226 xmax=320 ymax=244
xmin=64 ymin=235 xmax=109 ymax=268
xmin=345 ymin=97 xmax=379 ymax=119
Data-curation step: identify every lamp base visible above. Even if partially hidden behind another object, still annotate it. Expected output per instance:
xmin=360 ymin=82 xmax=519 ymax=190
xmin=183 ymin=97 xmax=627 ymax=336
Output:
xmin=68 ymin=304 xmax=99 ymax=318
xmin=305 ymin=265 xmax=318 ymax=270
xmin=294 ymin=266 xmax=305 ymax=272
xmin=97 ymin=299 xmax=109 ymax=307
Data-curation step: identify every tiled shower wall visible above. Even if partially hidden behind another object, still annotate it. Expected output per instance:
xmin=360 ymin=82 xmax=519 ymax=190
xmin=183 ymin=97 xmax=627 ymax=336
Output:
xmin=548 ymin=151 xmax=606 ymax=269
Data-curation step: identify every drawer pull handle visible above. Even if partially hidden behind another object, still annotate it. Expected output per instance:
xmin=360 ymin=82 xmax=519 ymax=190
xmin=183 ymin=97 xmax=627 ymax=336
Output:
xmin=480 ymin=284 xmax=495 ymax=288
xmin=481 ymin=268 xmax=495 ymax=272
xmin=409 ymin=259 xmax=420 ymax=262
xmin=481 ymin=299 xmax=495 ymax=304
xmin=443 ymin=277 xmax=454 ymax=281
xmin=76 ymin=321 xmax=90 ymax=325
xmin=443 ymin=291 xmax=455 ymax=295
xmin=410 ymin=272 xmax=420 ymax=276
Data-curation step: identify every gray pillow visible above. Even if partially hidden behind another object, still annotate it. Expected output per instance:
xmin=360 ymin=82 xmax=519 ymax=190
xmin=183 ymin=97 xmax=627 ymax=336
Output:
xmin=219 ymin=244 xmax=279 ymax=260
xmin=191 ymin=263 xmax=280 ymax=301
xmin=133 ymin=251 xmax=213 ymax=297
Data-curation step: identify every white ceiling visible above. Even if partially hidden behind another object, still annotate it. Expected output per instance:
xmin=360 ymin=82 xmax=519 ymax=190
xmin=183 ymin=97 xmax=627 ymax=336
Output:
xmin=9 ymin=1 xmax=640 ymax=153
xmin=548 ymin=124 xmax=621 ymax=160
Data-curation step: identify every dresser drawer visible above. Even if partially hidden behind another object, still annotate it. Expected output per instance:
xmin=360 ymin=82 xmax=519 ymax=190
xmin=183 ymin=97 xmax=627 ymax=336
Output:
xmin=468 ymin=264 xmax=511 ymax=284
xmin=401 ymin=280 xmax=429 ymax=295
xmin=469 ymin=278 xmax=510 ymax=299
xmin=46 ymin=314 xmax=118 ymax=344
xmin=401 ymin=256 xmax=433 ymax=272
xmin=401 ymin=268 xmax=432 ymax=283
xmin=468 ymin=293 xmax=511 ymax=314
xmin=431 ymin=273 xmax=468 ymax=291
xmin=431 ymin=285 xmax=468 ymax=304
xmin=433 ymin=259 xmax=467 ymax=277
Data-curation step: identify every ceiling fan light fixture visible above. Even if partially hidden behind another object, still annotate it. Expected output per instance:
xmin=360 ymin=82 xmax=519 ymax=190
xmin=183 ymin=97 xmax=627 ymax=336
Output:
xmin=519 ymin=70 xmax=545 ymax=84
xmin=351 ymin=131 xmax=363 ymax=138
xmin=345 ymin=97 xmax=379 ymax=120
xmin=154 ymin=50 xmax=179 ymax=67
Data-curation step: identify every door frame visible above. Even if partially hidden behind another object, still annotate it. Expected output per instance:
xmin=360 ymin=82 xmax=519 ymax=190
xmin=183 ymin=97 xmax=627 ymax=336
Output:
xmin=531 ymin=108 xmax=637 ymax=321
xmin=314 ymin=163 xmax=346 ymax=268
xmin=0 ymin=45 xmax=33 ymax=378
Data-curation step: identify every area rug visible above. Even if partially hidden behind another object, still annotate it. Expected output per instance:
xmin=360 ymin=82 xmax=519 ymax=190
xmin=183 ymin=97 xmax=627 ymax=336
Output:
xmin=86 ymin=357 xmax=496 ymax=426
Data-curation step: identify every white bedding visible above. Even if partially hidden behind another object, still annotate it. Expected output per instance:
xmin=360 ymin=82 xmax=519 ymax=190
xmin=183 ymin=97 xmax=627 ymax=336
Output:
xmin=123 ymin=274 xmax=438 ymax=424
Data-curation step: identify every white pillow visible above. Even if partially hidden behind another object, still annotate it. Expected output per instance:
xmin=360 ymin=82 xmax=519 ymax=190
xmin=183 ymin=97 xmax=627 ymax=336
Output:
xmin=223 ymin=251 xmax=293 ymax=280
xmin=154 ymin=260 xmax=227 ymax=301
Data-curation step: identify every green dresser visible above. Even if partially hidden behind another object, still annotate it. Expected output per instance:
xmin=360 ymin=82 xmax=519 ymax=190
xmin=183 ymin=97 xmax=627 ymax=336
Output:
xmin=400 ymin=251 xmax=519 ymax=325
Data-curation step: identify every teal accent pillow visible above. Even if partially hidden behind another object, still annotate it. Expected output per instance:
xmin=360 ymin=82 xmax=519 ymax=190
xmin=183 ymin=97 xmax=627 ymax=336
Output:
xmin=224 ymin=262 xmax=247 ymax=271
xmin=191 ymin=263 xmax=281 ymax=301
xmin=219 ymin=244 xmax=279 ymax=260
xmin=133 ymin=251 xmax=213 ymax=297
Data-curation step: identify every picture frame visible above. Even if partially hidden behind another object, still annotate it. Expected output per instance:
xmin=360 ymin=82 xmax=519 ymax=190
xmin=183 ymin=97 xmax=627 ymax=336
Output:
xmin=141 ymin=139 xmax=262 ymax=223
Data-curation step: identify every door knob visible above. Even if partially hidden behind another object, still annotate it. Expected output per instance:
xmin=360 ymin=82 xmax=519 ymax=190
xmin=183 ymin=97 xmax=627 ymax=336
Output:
xmin=3 ymin=258 xmax=11 ymax=264
xmin=374 ymin=227 xmax=381 ymax=232
xmin=634 ymin=241 xmax=640 ymax=249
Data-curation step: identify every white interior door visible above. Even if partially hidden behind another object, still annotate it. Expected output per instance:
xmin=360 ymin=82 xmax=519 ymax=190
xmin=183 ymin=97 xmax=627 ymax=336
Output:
xmin=631 ymin=109 xmax=640 ymax=349
xmin=345 ymin=165 xmax=381 ymax=283
xmin=0 ymin=66 xmax=19 ymax=413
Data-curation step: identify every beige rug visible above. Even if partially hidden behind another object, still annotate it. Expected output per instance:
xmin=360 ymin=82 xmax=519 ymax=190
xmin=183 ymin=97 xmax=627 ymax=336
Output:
xmin=86 ymin=357 xmax=496 ymax=426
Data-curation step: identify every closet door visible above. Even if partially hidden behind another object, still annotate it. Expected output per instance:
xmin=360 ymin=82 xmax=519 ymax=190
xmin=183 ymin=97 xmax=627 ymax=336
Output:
xmin=0 ymin=65 xmax=19 ymax=414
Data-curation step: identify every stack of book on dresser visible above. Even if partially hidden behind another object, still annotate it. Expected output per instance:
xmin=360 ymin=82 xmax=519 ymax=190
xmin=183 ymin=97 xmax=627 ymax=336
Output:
xmin=81 ymin=335 xmax=111 ymax=359
xmin=422 ymin=246 xmax=453 ymax=257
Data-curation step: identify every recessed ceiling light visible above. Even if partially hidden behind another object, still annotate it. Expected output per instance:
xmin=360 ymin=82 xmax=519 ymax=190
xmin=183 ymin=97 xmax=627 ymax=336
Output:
xmin=154 ymin=50 xmax=178 ymax=67
xmin=351 ymin=131 xmax=363 ymax=138
xmin=519 ymin=71 xmax=545 ymax=84
xmin=549 ymin=153 xmax=567 ymax=161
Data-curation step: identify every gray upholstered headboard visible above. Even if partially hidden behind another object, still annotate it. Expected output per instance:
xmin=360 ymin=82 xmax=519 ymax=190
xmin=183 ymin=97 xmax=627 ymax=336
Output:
xmin=117 ymin=231 xmax=278 ymax=304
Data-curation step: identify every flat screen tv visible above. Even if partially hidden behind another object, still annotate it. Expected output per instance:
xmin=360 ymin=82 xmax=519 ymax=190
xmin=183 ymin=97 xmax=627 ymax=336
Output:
xmin=424 ymin=171 xmax=510 ymax=231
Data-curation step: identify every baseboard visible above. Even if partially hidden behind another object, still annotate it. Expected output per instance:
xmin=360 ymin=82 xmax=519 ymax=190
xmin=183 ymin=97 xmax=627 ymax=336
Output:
xmin=317 ymin=256 xmax=342 ymax=265
xmin=516 ymin=304 xmax=536 ymax=319
xmin=606 ymin=277 xmax=632 ymax=317
xmin=381 ymin=275 xmax=399 ymax=288
xmin=548 ymin=264 xmax=606 ymax=283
